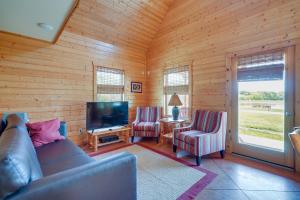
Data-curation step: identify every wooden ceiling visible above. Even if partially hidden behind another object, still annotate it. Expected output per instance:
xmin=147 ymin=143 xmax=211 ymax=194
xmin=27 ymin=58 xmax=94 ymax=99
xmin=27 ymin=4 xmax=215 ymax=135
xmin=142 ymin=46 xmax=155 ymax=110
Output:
xmin=65 ymin=0 xmax=174 ymax=52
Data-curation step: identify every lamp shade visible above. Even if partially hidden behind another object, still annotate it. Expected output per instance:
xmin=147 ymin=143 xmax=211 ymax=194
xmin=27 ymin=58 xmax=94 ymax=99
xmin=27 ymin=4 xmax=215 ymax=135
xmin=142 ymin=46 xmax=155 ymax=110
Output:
xmin=168 ymin=93 xmax=183 ymax=106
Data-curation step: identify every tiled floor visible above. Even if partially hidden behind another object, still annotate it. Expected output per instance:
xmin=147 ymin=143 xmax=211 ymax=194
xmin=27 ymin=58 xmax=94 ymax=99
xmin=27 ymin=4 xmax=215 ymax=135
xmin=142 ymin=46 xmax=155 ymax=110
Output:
xmin=83 ymin=138 xmax=300 ymax=200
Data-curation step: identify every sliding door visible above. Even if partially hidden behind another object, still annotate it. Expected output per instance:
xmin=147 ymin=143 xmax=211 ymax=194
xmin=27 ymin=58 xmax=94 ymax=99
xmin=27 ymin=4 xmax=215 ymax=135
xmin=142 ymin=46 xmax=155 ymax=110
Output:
xmin=232 ymin=47 xmax=295 ymax=167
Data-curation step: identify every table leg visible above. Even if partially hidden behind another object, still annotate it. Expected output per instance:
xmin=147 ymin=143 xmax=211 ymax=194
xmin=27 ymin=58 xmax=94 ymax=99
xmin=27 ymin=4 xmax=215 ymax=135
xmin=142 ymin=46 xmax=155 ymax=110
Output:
xmin=94 ymin=135 xmax=98 ymax=152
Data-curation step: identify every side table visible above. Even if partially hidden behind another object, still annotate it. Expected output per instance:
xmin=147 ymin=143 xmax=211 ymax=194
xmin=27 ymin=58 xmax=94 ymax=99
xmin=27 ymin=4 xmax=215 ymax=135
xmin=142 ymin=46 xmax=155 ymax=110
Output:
xmin=160 ymin=118 xmax=185 ymax=144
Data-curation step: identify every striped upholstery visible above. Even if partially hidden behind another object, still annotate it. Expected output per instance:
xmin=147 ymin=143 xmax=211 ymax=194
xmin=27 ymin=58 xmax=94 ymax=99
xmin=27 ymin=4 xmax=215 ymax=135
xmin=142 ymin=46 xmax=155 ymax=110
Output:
xmin=193 ymin=110 xmax=223 ymax=132
xmin=173 ymin=110 xmax=227 ymax=156
xmin=132 ymin=107 xmax=161 ymax=138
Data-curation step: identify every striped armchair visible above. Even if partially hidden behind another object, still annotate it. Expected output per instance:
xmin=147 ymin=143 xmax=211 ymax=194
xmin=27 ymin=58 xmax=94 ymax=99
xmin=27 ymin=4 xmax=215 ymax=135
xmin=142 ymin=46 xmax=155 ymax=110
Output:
xmin=132 ymin=107 xmax=162 ymax=143
xmin=173 ymin=110 xmax=227 ymax=166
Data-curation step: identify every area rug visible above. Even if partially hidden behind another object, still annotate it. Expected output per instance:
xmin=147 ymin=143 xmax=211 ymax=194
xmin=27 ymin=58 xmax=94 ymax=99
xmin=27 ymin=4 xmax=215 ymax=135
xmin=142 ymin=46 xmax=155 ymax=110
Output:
xmin=92 ymin=144 xmax=217 ymax=200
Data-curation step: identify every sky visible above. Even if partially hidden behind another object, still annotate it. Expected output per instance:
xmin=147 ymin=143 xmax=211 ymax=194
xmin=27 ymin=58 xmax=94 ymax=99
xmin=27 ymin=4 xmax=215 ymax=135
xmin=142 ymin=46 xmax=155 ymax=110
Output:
xmin=239 ymin=80 xmax=284 ymax=92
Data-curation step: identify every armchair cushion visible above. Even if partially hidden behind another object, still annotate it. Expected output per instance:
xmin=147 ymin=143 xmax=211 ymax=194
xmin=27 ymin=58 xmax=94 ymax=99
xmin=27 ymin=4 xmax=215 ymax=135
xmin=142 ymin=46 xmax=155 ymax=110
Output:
xmin=193 ymin=111 xmax=223 ymax=133
xmin=174 ymin=130 xmax=204 ymax=145
xmin=133 ymin=122 xmax=156 ymax=132
xmin=135 ymin=107 xmax=161 ymax=123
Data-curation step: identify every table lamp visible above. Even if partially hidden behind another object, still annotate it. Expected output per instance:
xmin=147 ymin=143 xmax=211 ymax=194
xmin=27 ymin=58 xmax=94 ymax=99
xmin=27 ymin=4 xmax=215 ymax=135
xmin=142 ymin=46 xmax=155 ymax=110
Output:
xmin=168 ymin=93 xmax=182 ymax=120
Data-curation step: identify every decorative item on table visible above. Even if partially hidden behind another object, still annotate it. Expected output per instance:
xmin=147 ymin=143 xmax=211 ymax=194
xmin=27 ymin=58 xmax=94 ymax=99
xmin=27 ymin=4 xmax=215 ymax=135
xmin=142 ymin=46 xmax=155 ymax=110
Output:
xmin=131 ymin=82 xmax=142 ymax=93
xmin=168 ymin=93 xmax=183 ymax=120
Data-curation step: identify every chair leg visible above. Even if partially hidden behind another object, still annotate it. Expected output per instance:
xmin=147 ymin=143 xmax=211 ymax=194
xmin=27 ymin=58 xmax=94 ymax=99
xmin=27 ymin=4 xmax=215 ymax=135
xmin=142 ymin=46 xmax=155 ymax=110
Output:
xmin=131 ymin=136 xmax=134 ymax=143
xmin=196 ymin=156 xmax=201 ymax=166
xmin=173 ymin=145 xmax=177 ymax=153
xmin=220 ymin=150 xmax=225 ymax=158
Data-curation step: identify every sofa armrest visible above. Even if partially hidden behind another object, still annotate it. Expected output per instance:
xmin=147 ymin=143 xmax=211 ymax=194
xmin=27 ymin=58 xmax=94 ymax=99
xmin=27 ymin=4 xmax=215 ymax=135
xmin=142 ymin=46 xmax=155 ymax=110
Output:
xmin=8 ymin=152 xmax=137 ymax=200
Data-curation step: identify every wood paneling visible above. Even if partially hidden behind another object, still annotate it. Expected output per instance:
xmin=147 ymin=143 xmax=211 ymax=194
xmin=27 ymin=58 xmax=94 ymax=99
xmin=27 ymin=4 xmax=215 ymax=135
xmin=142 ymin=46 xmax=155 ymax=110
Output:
xmin=295 ymin=39 xmax=300 ymax=171
xmin=147 ymin=0 xmax=300 ymax=145
xmin=0 ymin=0 xmax=173 ymax=144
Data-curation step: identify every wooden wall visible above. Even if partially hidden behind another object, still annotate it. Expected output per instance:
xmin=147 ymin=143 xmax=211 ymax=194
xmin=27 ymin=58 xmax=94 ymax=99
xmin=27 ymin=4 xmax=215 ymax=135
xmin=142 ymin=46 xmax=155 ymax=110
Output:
xmin=147 ymin=0 xmax=300 ymax=169
xmin=0 ymin=0 xmax=173 ymax=144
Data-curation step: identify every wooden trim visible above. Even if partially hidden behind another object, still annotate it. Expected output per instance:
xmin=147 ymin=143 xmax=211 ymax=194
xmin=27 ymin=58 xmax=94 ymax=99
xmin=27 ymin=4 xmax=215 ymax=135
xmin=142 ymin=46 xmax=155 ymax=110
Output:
xmin=52 ymin=0 xmax=79 ymax=43
xmin=226 ymin=39 xmax=297 ymax=58
xmin=189 ymin=61 xmax=193 ymax=120
xmin=230 ymin=56 xmax=239 ymax=154
xmin=0 ymin=30 xmax=52 ymax=44
xmin=294 ymin=39 xmax=300 ymax=172
xmin=123 ymin=69 xmax=126 ymax=101
xmin=284 ymin=46 xmax=296 ymax=167
xmin=92 ymin=61 xmax=97 ymax=101
xmin=225 ymin=55 xmax=233 ymax=153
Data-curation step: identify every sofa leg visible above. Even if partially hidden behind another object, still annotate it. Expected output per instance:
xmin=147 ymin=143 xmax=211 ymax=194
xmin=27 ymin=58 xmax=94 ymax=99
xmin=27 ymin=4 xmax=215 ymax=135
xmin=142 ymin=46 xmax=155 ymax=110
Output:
xmin=131 ymin=136 xmax=134 ymax=143
xmin=196 ymin=156 xmax=201 ymax=166
xmin=220 ymin=150 xmax=225 ymax=158
xmin=173 ymin=145 xmax=177 ymax=153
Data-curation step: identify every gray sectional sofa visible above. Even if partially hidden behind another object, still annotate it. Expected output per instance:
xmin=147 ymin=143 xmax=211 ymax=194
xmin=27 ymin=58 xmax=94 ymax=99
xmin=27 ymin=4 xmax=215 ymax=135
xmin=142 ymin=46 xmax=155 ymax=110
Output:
xmin=0 ymin=114 xmax=137 ymax=200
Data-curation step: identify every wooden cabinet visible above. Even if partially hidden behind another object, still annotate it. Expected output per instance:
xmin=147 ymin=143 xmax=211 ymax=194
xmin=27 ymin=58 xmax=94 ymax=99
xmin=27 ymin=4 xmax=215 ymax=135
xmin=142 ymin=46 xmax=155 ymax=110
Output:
xmin=87 ymin=127 xmax=132 ymax=152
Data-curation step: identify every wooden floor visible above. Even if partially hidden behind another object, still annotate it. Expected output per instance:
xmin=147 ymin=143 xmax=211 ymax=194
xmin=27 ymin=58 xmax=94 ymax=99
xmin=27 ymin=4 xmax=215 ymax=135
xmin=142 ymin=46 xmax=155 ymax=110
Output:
xmin=82 ymin=138 xmax=300 ymax=200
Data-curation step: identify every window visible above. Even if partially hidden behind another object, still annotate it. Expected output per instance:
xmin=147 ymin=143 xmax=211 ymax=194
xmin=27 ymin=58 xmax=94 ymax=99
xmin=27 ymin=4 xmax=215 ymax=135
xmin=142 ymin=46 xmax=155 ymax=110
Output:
xmin=163 ymin=66 xmax=190 ymax=119
xmin=236 ymin=50 xmax=285 ymax=150
xmin=96 ymin=66 xmax=125 ymax=101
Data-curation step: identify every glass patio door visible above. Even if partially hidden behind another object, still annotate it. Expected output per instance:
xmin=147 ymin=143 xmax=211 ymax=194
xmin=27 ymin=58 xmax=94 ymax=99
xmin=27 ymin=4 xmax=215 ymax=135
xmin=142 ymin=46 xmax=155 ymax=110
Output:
xmin=232 ymin=48 xmax=295 ymax=168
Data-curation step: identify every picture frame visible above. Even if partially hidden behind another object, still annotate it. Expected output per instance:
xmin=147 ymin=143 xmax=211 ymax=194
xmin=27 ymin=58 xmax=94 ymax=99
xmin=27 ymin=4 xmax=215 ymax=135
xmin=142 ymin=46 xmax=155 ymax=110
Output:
xmin=131 ymin=82 xmax=142 ymax=93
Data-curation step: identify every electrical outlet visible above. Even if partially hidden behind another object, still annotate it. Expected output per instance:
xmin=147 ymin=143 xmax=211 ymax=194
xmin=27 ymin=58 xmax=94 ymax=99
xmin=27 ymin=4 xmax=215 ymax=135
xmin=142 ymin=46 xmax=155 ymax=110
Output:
xmin=79 ymin=128 xmax=84 ymax=135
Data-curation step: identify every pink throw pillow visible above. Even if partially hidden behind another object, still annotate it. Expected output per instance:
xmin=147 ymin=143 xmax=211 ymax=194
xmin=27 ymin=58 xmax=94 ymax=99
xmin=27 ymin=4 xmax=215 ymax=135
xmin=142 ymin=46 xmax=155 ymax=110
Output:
xmin=26 ymin=119 xmax=65 ymax=147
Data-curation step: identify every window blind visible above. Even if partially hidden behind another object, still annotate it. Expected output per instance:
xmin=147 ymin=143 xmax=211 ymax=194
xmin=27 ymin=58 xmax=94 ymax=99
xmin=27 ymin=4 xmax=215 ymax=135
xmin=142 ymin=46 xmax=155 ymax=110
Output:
xmin=164 ymin=65 xmax=189 ymax=95
xmin=237 ymin=51 xmax=284 ymax=82
xmin=96 ymin=66 xmax=124 ymax=94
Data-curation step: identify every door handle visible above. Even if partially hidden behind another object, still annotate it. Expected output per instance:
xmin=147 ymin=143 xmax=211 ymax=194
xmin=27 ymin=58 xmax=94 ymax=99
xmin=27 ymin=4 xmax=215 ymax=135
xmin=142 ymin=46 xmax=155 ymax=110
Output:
xmin=285 ymin=112 xmax=294 ymax=117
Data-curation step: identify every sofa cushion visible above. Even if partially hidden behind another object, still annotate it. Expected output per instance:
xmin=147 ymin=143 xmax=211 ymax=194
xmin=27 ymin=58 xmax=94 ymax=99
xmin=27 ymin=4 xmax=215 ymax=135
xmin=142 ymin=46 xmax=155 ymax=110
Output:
xmin=26 ymin=119 xmax=65 ymax=147
xmin=36 ymin=139 xmax=93 ymax=176
xmin=0 ymin=115 xmax=43 ymax=199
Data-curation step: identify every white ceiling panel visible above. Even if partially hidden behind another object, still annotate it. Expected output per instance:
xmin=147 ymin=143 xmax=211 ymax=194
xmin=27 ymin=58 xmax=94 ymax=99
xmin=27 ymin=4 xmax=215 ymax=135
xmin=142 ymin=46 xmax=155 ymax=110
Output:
xmin=0 ymin=0 xmax=77 ymax=42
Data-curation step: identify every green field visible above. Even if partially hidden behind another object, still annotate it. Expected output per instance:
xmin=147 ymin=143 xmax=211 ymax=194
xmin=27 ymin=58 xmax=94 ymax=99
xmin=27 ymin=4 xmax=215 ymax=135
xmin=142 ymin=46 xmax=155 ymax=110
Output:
xmin=239 ymin=102 xmax=284 ymax=141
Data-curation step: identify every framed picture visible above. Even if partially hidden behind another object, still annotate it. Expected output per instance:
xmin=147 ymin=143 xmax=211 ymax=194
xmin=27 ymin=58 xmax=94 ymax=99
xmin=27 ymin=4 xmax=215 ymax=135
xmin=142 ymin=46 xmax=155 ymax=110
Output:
xmin=131 ymin=82 xmax=142 ymax=93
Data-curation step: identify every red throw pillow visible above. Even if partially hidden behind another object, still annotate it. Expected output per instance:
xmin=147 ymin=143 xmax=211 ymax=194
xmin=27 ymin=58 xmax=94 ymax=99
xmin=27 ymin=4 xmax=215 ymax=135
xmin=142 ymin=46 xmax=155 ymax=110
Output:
xmin=26 ymin=119 xmax=65 ymax=147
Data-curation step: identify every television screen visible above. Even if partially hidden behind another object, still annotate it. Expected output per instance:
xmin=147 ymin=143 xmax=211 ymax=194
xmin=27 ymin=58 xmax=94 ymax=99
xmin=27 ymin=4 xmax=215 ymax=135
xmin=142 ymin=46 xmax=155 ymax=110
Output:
xmin=86 ymin=101 xmax=128 ymax=131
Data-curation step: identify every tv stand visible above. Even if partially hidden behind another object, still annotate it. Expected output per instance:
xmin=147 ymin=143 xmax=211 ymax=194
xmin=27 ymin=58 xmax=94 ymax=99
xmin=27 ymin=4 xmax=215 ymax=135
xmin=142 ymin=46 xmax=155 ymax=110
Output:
xmin=87 ymin=126 xmax=131 ymax=152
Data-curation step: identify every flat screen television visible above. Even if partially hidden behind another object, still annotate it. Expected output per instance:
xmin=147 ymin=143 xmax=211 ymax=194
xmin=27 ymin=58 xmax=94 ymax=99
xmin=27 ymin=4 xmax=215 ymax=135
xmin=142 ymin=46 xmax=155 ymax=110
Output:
xmin=86 ymin=101 xmax=128 ymax=131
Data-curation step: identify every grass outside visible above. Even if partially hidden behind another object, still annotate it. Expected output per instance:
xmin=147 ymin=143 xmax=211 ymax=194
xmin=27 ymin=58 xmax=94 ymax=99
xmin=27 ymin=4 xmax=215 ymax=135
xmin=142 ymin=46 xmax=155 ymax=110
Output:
xmin=239 ymin=128 xmax=283 ymax=141
xmin=239 ymin=101 xmax=284 ymax=141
